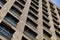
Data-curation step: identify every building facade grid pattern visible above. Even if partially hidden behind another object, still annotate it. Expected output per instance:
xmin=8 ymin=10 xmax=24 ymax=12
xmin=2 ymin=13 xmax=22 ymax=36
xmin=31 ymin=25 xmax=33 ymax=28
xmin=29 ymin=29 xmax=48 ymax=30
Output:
xmin=0 ymin=0 xmax=60 ymax=40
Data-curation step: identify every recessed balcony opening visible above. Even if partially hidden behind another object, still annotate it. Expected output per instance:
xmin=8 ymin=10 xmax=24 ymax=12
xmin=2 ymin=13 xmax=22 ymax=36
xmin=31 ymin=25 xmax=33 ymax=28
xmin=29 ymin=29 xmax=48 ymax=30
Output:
xmin=26 ymin=18 xmax=38 ymax=28
xmin=23 ymin=25 xmax=37 ymax=40
xmin=14 ymin=1 xmax=24 ymax=10
xmin=31 ymin=2 xmax=38 ymax=9
xmin=32 ymin=0 xmax=39 ymax=5
xmin=18 ymin=0 xmax=26 ymax=5
xmin=22 ymin=36 xmax=27 ymax=40
xmin=28 ymin=11 xmax=38 ymax=21
xmin=0 ymin=22 xmax=15 ymax=39
xmin=10 ymin=6 xmax=22 ymax=17
xmin=43 ymin=29 xmax=52 ymax=38
xmin=4 ymin=13 xmax=19 ymax=27
xmin=30 ymin=6 xmax=38 ymax=14
xmin=0 ymin=0 xmax=6 ymax=6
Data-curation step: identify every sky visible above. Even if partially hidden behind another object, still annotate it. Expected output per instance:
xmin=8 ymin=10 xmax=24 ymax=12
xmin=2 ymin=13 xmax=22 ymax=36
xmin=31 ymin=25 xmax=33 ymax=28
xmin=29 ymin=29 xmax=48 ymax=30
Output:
xmin=51 ymin=0 xmax=60 ymax=8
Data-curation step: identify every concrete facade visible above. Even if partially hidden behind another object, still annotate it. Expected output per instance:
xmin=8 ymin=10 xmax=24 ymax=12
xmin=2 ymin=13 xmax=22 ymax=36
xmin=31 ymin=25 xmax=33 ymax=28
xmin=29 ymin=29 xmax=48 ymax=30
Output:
xmin=0 ymin=0 xmax=60 ymax=40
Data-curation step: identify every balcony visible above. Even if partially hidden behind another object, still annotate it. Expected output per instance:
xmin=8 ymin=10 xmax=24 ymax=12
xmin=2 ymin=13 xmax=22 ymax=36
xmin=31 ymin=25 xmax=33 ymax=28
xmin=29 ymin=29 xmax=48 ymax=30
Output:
xmin=18 ymin=0 xmax=26 ymax=5
xmin=31 ymin=2 xmax=38 ymax=10
xmin=55 ymin=31 xmax=60 ymax=37
xmin=0 ymin=27 xmax=12 ymax=39
xmin=28 ymin=11 xmax=38 ymax=21
xmin=8 ymin=11 xmax=19 ymax=20
xmin=26 ymin=24 xmax=37 ymax=33
xmin=49 ymin=1 xmax=54 ymax=6
xmin=31 ymin=1 xmax=38 ymax=8
xmin=0 ymin=0 xmax=6 ymax=6
xmin=23 ymin=26 xmax=37 ymax=40
xmin=50 ymin=5 xmax=55 ymax=11
xmin=14 ymin=1 xmax=24 ymax=11
xmin=30 ymin=4 xmax=38 ymax=11
xmin=52 ymin=14 xmax=58 ymax=20
xmin=43 ymin=34 xmax=51 ymax=40
xmin=43 ymin=21 xmax=50 ymax=29
xmin=42 ymin=3 xmax=48 ymax=9
xmin=22 ymin=36 xmax=28 ymax=40
xmin=29 ymin=6 xmax=38 ymax=15
xmin=29 ymin=10 xmax=38 ymax=17
xmin=53 ymin=19 xmax=59 ymax=25
xmin=4 ymin=13 xmax=19 ymax=27
xmin=9 ymin=6 xmax=22 ymax=18
xmin=42 ymin=7 xmax=48 ymax=13
xmin=0 ymin=22 xmax=15 ymax=39
xmin=42 ymin=11 xmax=49 ymax=17
xmin=43 ymin=15 xmax=49 ymax=23
xmin=32 ymin=0 xmax=39 ymax=6
xmin=26 ymin=18 xmax=38 ymax=28
xmin=43 ymin=29 xmax=52 ymax=38
xmin=28 ymin=16 xmax=37 ymax=24
xmin=42 ymin=0 xmax=47 ymax=4
xmin=51 ymin=10 xmax=57 ymax=16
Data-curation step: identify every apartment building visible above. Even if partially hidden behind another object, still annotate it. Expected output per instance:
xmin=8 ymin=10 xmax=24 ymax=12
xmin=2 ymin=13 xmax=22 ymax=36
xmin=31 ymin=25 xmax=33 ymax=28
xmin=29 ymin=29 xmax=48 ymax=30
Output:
xmin=0 ymin=0 xmax=60 ymax=40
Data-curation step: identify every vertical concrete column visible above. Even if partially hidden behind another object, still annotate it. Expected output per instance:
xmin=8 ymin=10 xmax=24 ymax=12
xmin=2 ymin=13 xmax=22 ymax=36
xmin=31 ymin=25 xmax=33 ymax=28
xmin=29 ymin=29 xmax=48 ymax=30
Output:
xmin=47 ymin=0 xmax=57 ymax=40
xmin=36 ymin=0 xmax=43 ymax=40
xmin=12 ymin=0 xmax=31 ymax=40
xmin=0 ymin=0 xmax=16 ymax=22
xmin=54 ymin=5 xmax=60 ymax=40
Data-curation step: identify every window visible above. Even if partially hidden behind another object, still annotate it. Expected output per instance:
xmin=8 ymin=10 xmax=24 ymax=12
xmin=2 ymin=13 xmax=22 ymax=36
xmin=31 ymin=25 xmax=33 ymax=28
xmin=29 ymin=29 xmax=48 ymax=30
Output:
xmin=4 ymin=13 xmax=19 ymax=27
xmin=42 ymin=11 xmax=49 ymax=17
xmin=26 ymin=18 xmax=38 ymax=28
xmin=55 ymin=31 xmax=60 ymax=37
xmin=51 ymin=10 xmax=57 ymax=16
xmin=22 ymin=36 xmax=27 ymax=40
xmin=31 ymin=2 xmax=38 ymax=9
xmin=14 ymin=1 xmax=24 ymax=10
xmin=54 ymin=24 xmax=60 ymax=31
xmin=23 ymin=26 xmax=37 ymax=39
xmin=42 ymin=3 xmax=47 ymax=9
xmin=52 ymin=14 xmax=58 ymax=20
xmin=0 ymin=22 xmax=15 ymax=39
xmin=42 ymin=7 xmax=48 ymax=12
xmin=43 ymin=22 xmax=50 ymax=29
xmin=53 ymin=19 xmax=59 ymax=25
xmin=42 ymin=0 xmax=47 ymax=4
xmin=0 ymin=0 xmax=6 ymax=6
xmin=32 ymin=0 xmax=39 ymax=5
xmin=29 ymin=6 xmax=38 ymax=14
xmin=50 ymin=5 xmax=55 ymax=11
xmin=43 ymin=16 xmax=49 ymax=23
xmin=18 ymin=0 xmax=26 ymax=5
xmin=9 ymin=6 xmax=22 ymax=17
xmin=43 ymin=29 xmax=52 ymax=38
xmin=49 ymin=2 xmax=54 ymax=6
xmin=28 ymin=11 xmax=38 ymax=20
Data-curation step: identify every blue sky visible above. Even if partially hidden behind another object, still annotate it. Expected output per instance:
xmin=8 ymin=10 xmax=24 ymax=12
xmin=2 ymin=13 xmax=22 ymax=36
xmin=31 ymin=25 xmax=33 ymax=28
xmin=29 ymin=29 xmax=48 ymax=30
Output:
xmin=51 ymin=0 xmax=60 ymax=8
